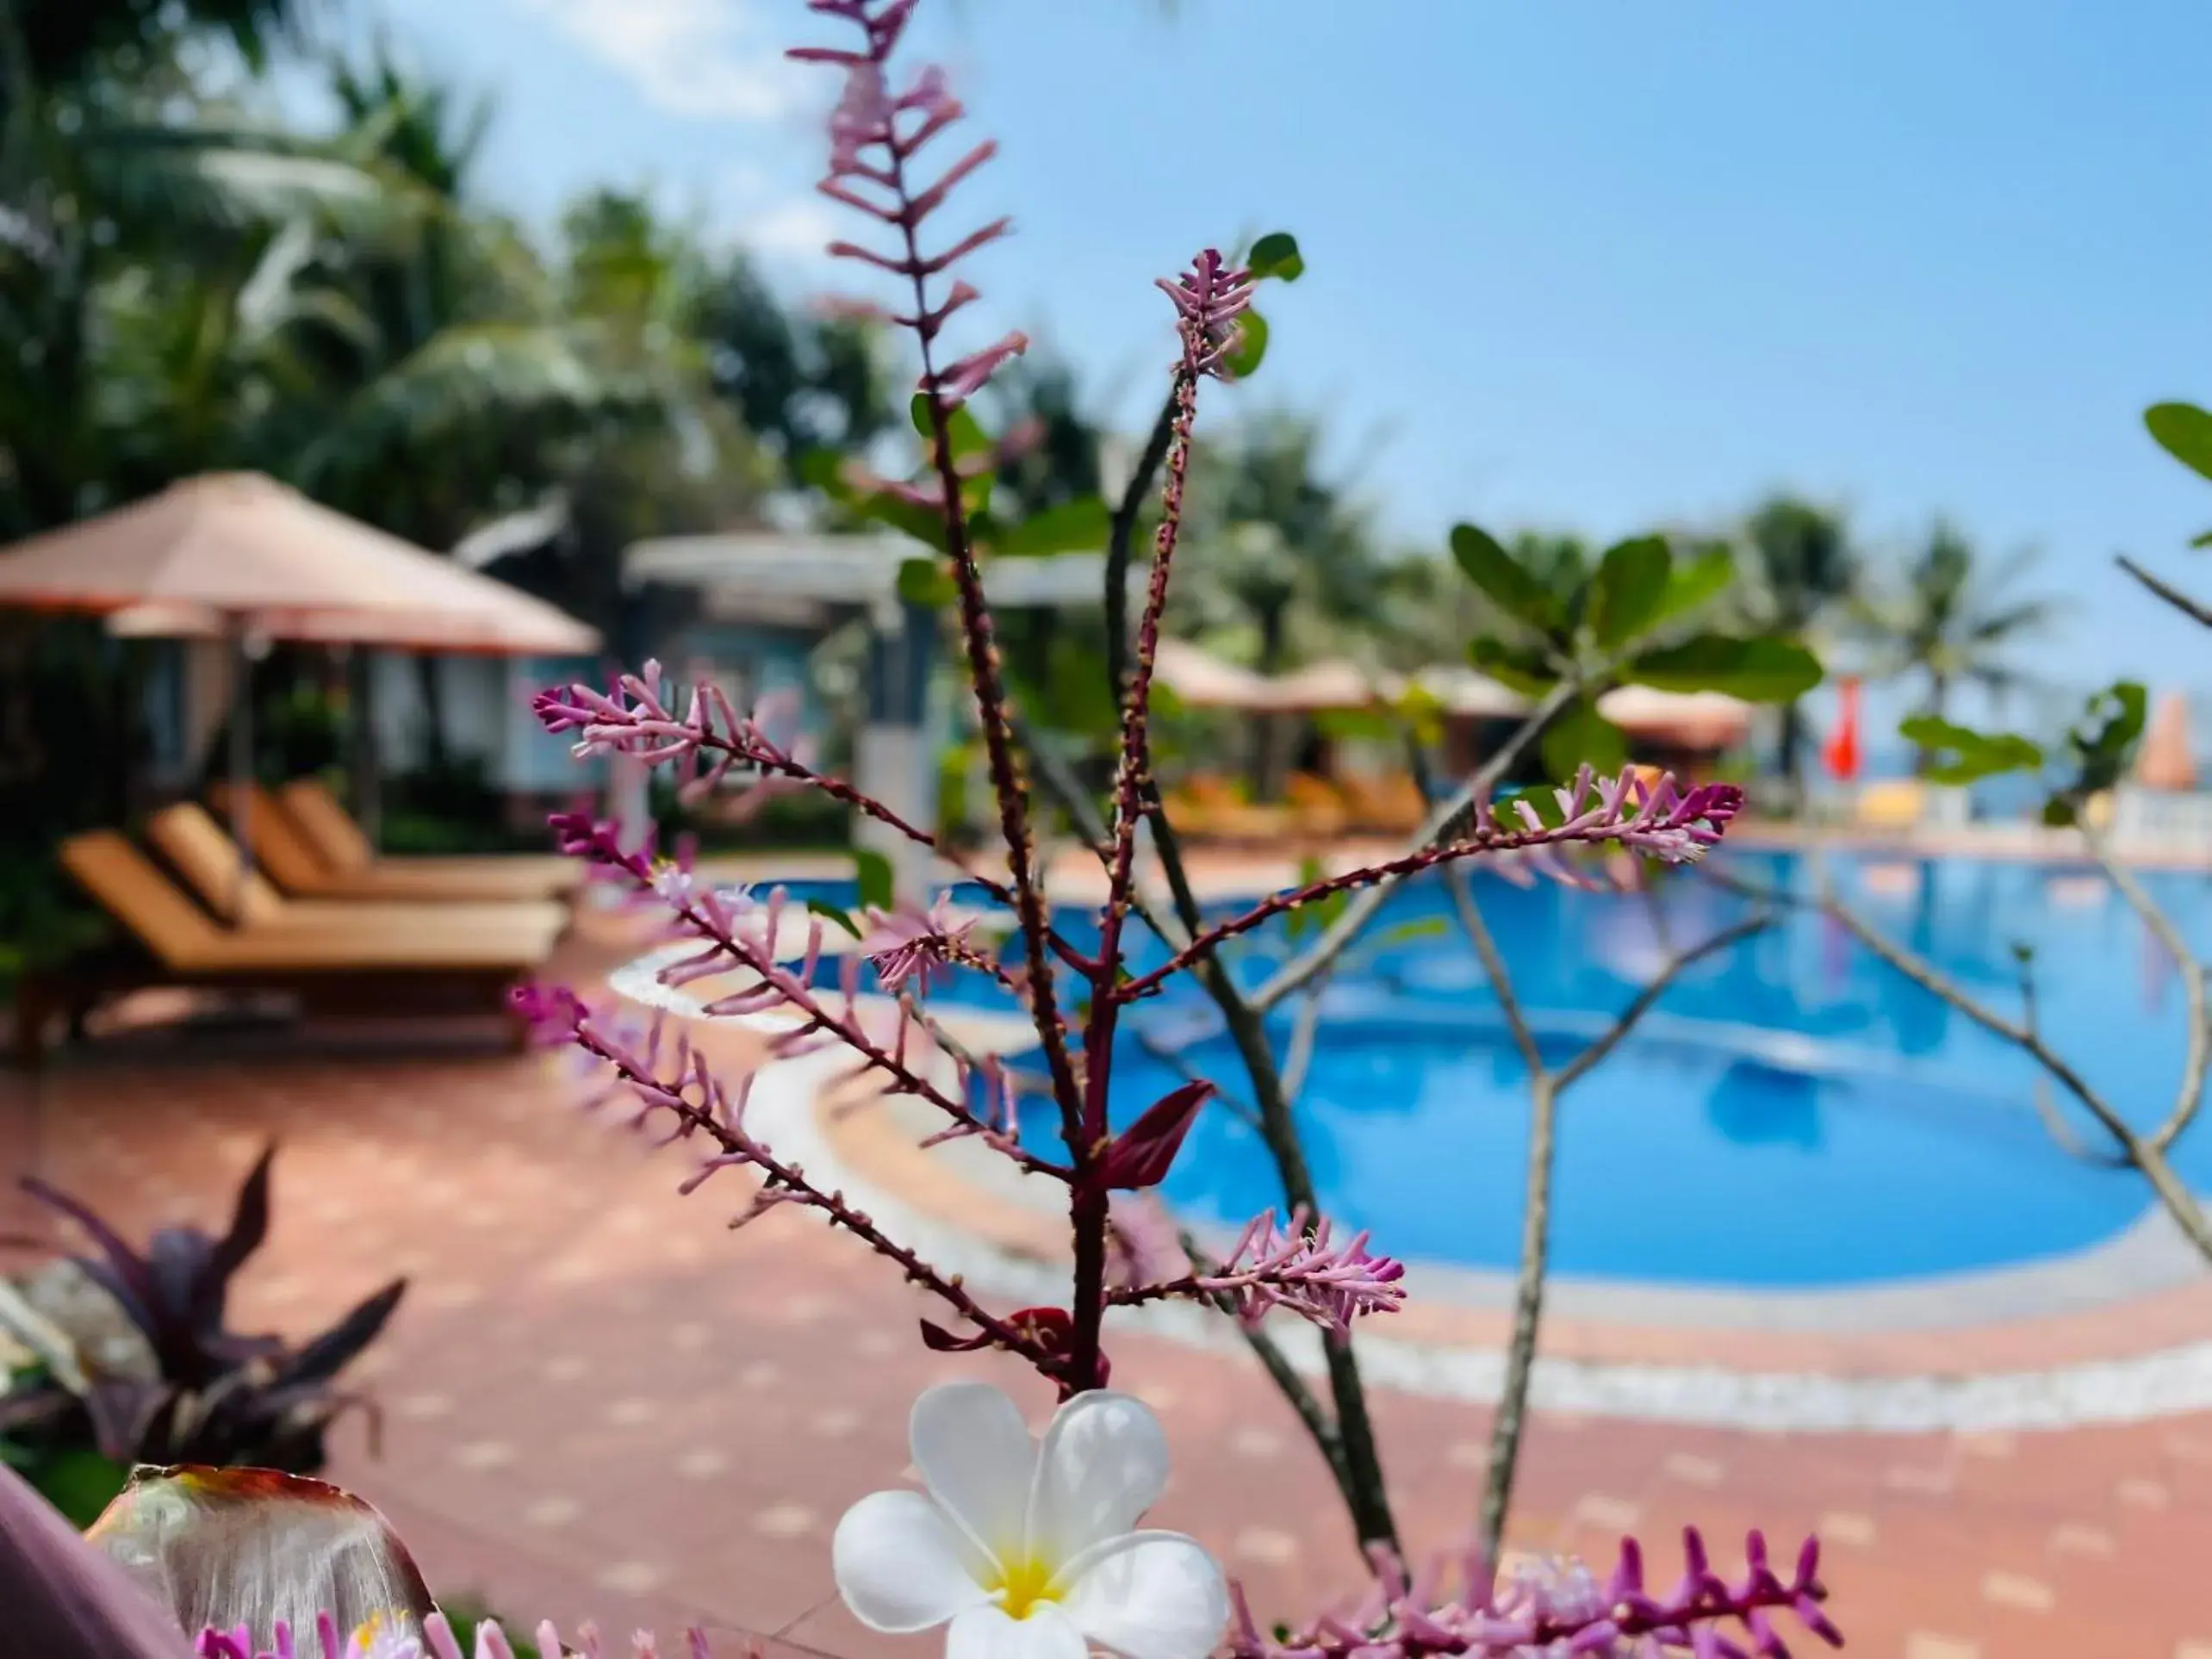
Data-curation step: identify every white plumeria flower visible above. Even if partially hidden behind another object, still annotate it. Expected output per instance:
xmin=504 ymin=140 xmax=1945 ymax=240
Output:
xmin=833 ymin=1381 xmax=1228 ymax=1659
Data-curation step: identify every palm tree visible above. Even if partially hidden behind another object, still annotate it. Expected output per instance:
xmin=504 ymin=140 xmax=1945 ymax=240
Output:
xmin=1861 ymin=521 xmax=2052 ymax=772
xmin=1177 ymin=413 xmax=1387 ymax=796
xmin=1736 ymin=495 xmax=1860 ymax=794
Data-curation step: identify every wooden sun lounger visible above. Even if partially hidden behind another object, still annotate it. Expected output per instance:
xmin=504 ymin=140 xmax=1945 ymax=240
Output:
xmin=19 ymin=832 xmax=565 ymax=1066
xmin=146 ymin=803 xmax=570 ymax=939
xmin=207 ymin=780 xmax=581 ymax=902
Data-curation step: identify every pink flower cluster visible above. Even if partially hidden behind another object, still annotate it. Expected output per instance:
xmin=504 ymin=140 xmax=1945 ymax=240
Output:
xmin=1229 ymin=1530 xmax=1839 ymax=1659
xmin=195 ymin=1612 xmax=741 ymax=1659
xmin=1196 ymin=1209 xmax=1408 ymax=1335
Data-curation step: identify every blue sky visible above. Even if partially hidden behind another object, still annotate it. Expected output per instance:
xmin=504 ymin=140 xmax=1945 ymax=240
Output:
xmin=321 ymin=0 xmax=2212 ymax=699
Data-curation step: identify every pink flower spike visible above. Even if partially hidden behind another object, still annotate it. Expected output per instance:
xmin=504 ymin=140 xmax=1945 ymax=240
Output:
xmin=928 ymin=328 xmax=1028 ymax=407
xmin=857 ymin=895 xmax=978 ymax=993
xmin=1195 ymin=1209 xmax=1406 ymax=1334
xmin=1157 ymin=247 xmax=1257 ymax=377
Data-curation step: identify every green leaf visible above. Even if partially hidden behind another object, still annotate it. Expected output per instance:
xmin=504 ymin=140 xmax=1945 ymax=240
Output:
xmin=1897 ymin=714 xmax=2043 ymax=785
xmin=897 ymin=556 xmax=958 ymax=608
xmin=1451 ymin=524 xmax=1561 ymax=634
xmin=1467 ymin=635 xmax=1556 ymax=696
xmin=2146 ymin=402 xmax=2212 ymax=484
xmin=2066 ymin=679 xmax=2148 ymax=796
xmin=1248 ymin=231 xmax=1305 ymax=283
xmin=991 ymin=495 xmax=1110 ymax=558
xmin=1588 ymin=536 xmax=1674 ymax=649
xmin=857 ymin=492 xmax=951 ymax=552
xmin=1625 ymin=635 xmax=1823 ymax=702
xmin=1224 ymin=309 xmax=1269 ymax=378
xmin=794 ymin=446 xmax=849 ymax=495
xmin=1370 ymin=916 xmax=1449 ymax=949
xmin=910 ymin=392 xmax=994 ymax=460
xmin=854 ymin=848 xmax=897 ymax=911
xmin=2041 ymin=794 xmax=2078 ymax=828
xmin=805 ymin=898 xmax=864 ymax=939
xmin=1651 ymin=545 xmax=1737 ymax=629
xmin=28 ymin=1448 xmax=131 ymax=1529
xmin=1502 ymin=784 xmax=1567 ymax=830
xmin=2191 ymin=528 xmax=2212 ymax=550
xmin=1541 ymin=699 xmax=1629 ymax=782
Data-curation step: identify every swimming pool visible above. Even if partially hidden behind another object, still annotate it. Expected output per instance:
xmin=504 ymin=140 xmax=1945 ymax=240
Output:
xmin=788 ymin=852 xmax=2212 ymax=1290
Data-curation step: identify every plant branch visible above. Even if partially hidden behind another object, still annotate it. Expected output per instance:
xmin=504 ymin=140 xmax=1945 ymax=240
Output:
xmin=2118 ymin=554 xmax=2212 ymax=630
xmin=1252 ymin=680 xmax=1581 ymax=1011
xmin=1552 ymin=911 xmax=1775 ymax=1094
xmin=2078 ymin=823 xmax=2212 ymax=1153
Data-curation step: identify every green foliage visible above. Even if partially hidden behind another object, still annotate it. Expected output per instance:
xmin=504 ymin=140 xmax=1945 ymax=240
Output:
xmin=438 ymin=1600 xmax=543 ymax=1659
xmin=991 ymin=495 xmax=1110 ymax=558
xmin=898 ymin=556 xmax=958 ymax=608
xmin=1651 ymin=544 xmax=1737 ymax=631
xmin=1283 ymin=856 xmax=1351 ymax=943
xmin=1465 ymin=635 xmax=1556 ymax=696
xmin=1223 ymin=310 xmax=1270 ymax=378
xmin=1895 ymin=715 xmax=2043 ymax=785
xmin=1541 ymin=699 xmax=1628 ymax=781
xmin=2063 ymin=680 xmax=2147 ymax=799
xmin=1450 ymin=524 xmax=1560 ymax=635
xmin=22 ymin=1447 xmax=131 ymax=1530
xmin=854 ymin=848 xmax=897 ymax=911
xmin=2146 ymin=402 xmax=2212 ymax=485
xmin=805 ymin=898 xmax=864 ymax=939
xmin=1247 ymin=232 xmax=1305 ymax=283
xmin=1588 ymin=536 xmax=1673 ymax=649
xmin=1625 ymin=635 xmax=1823 ymax=702
xmin=910 ymin=391 xmax=993 ymax=460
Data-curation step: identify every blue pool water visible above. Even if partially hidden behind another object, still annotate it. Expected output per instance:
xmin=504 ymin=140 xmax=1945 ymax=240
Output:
xmin=784 ymin=854 xmax=2212 ymax=1290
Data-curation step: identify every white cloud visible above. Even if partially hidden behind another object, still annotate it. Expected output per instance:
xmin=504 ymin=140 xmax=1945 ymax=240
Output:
xmin=513 ymin=0 xmax=811 ymax=122
xmin=705 ymin=162 xmax=842 ymax=272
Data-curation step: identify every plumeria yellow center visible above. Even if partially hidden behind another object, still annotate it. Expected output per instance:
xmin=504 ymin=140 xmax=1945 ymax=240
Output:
xmin=990 ymin=1552 xmax=1060 ymax=1620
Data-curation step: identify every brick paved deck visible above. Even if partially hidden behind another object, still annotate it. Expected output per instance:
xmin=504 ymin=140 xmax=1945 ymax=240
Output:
xmin=3 ymin=916 xmax=2208 ymax=1658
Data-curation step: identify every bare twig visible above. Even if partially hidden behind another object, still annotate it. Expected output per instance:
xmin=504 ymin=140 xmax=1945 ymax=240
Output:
xmin=2118 ymin=554 xmax=2212 ymax=630
xmin=1251 ymin=680 xmax=1581 ymax=1011
xmin=2079 ymin=823 xmax=2212 ymax=1153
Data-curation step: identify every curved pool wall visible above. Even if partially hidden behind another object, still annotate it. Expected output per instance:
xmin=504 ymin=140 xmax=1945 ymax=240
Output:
xmin=608 ymin=948 xmax=2212 ymax=1433
xmin=755 ymin=850 xmax=2212 ymax=1292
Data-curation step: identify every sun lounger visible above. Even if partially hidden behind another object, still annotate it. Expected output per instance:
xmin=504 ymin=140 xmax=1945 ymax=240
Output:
xmin=19 ymin=832 xmax=563 ymax=1065
xmin=208 ymin=780 xmax=580 ymax=902
xmin=1339 ymin=774 xmax=1428 ymax=835
xmin=1284 ymin=774 xmax=1350 ymax=839
xmin=146 ymin=803 xmax=569 ymax=938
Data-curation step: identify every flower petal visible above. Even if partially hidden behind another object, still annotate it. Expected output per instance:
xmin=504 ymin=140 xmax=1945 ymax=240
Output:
xmin=84 ymin=1465 xmax=436 ymax=1648
xmin=832 ymin=1489 xmax=990 ymax=1633
xmin=1059 ymin=1532 xmax=1229 ymax=1659
xmin=1026 ymin=1389 xmax=1169 ymax=1563
xmin=910 ymin=1381 xmax=1037 ymax=1563
xmin=947 ymin=1603 xmax=1085 ymax=1659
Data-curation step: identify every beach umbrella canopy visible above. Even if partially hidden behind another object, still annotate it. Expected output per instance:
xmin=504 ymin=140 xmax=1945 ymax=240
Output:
xmin=2136 ymin=691 xmax=2197 ymax=792
xmin=0 ymin=474 xmax=600 ymax=916
xmin=1153 ymin=639 xmax=1276 ymax=708
xmin=1257 ymin=658 xmax=1399 ymax=711
xmin=0 ymin=473 xmax=599 ymax=654
xmin=1597 ymin=685 xmax=1753 ymax=750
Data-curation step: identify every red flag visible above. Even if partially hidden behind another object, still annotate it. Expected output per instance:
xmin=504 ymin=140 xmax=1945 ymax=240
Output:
xmin=1824 ymin=677 xmax=1862 ymax=781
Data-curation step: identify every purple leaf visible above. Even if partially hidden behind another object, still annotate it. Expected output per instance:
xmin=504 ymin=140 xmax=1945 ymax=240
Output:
xmin=270 ymin=1278 xmax=407 ymax=1390
xmin=19 ymin=1175 xmax=159 ymax=1329
xmin=193 ymin=1143 xmax=276 ymax=1333
xmin=0 ymin=1460 xmax=190 ymax=1659
xmin=1098 ymin=1080 xmax=1213 ymax=1190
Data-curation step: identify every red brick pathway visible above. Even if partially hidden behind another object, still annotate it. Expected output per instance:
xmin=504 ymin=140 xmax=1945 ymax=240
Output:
xmin=3 ymin=933 xmax=2208 ymax=1658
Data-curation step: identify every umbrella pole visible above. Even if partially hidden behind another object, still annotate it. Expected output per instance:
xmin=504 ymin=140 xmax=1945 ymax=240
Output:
xmin=227 ymin=620 xmax=253 ymax=924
